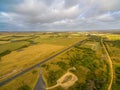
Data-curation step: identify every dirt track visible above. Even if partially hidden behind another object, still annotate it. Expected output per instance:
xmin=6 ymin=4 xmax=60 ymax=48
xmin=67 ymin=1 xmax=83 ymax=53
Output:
xmin=102 ymin=39 xmax=113 ymax=90
xmin=46 ymin=68 xmax=78 ymax=90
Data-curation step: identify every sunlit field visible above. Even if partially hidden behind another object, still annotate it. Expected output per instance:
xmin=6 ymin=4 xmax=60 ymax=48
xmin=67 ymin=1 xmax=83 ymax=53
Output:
xmin=0 ymin=32 xmax=87 ymax=90
xmin=0 ymin=32 xmax=120 ymax=90
xmin=0 ymin=0 xmax=120 ymax=89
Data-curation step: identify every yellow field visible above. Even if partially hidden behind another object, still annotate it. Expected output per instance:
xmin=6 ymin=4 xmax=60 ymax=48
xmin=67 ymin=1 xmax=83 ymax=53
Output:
xmin=0 ymin=32 xmax=87 ymax=90
xmin=0 ymin=44 xmax=64 ymax=78
xmin=106 ymin=34 xmax=120 ymax=40
xmin=11 ymin=37 xmax=31 ymax=41
xmin=0 ymin=41 xmax=10 ymax=45
xmin=0 ymin=68 xmax=40 ymax=90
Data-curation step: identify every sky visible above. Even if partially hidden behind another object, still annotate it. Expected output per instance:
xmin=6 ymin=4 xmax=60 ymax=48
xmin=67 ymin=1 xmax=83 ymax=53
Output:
xmin=0 ymin=0 xmax=120 ymax=31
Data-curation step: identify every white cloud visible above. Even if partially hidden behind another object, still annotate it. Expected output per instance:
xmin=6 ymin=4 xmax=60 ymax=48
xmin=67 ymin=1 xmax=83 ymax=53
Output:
xmin=99 ymin=0 xmax=120 ymax=11
xmin=13 ymin=0 xmax=81 ymax=24
xmin=0 ymin=0 xmax=120 ymax=30
xmin=96 ymin=12 xmax=115 ymax=21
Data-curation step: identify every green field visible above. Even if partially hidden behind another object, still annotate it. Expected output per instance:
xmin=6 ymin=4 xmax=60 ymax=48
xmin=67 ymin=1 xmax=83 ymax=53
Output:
xmin=40 ymin=36 xmax=109 ymax=90
xmin=104 ymin=37 xmax=120 ymax=90
xmin=0 ymin=32 xmax=87 ymax=90
xmin=0 ymin=32 xmax=119 ymax=90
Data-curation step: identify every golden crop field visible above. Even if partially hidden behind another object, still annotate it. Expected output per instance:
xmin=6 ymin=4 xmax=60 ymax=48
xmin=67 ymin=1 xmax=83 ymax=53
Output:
xmin=0 ymin=32 xmax=87 ymax=90
xmin=106 ymin=34 xmax=120 ymax=40
xmin=0 ymin=68 xmax=40 ymax=90
xmin=0 ymin=41 xmax=10 ymax=45
xmin=1 ymin=32 xmax=119 ymax=90
xmin=0 ymin=44 xmax=64 ymax=78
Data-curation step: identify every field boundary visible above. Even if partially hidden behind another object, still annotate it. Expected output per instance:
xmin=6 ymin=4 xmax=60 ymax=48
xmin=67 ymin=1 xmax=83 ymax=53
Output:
xmin=0 ymin=39 xmax=87 ymax=87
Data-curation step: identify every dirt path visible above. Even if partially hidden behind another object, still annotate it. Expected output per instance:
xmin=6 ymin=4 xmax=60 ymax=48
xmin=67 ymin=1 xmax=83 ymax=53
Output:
xmin=0 ymin=70 xmax=17 ymax=80
xmin=46 ymin=84 xmax=59 ymax=90
xmin=101 ymin=39 xmax=113 ymax=90
xmin=46 ymin=67 xmax=78 ymax=90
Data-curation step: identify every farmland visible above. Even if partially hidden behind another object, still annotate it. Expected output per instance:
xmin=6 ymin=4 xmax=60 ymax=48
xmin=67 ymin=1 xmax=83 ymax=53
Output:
xmin=41 ymin=35 xmax=110 ymax=90
xmin=0 ymin=32 xmax=86 ymax=90
xmin=103 ymin=35 xmax=120 ymax=90
xmin=0 ymin=32 xmax=120 ymax=90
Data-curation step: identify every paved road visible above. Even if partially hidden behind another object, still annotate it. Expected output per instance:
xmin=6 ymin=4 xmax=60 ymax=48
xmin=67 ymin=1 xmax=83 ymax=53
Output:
xmin=34 ymin=69 xmax=46 ymax=90
xmin=101 ymin=39 xmax=113 ymax=90
xmin=0 ymin=39 xmax=87 ymax=87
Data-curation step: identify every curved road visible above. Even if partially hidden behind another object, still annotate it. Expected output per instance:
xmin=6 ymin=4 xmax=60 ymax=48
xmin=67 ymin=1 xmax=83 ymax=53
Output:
xmin=0 ymin=39 xmax=87 ymax=87
xmin=101 ymin=39 xmax=113 ymax=90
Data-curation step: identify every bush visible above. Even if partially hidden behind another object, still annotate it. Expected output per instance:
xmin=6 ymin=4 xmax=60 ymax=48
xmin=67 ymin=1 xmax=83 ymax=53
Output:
xmin=115 ymin=67 xmax=120 ymax=85
xmin=41 ymin=64 xmax=49 ymax=70
xmin=106 ymin=40 xmax=120 ymax=48
xmin=18 ymin=85 xmax=31 ymax=90
xmin=47 ymin=71 xmax=57 ymax=85
xmin=57 ymin=61 xmax=67 ymax=69
xmin=69 ymin=82 xmax=86 ymax=90
xmin=0 ymin=50 xmax=11 ymax=57
xmin=32 ymin=70 xmax=37 ymax=74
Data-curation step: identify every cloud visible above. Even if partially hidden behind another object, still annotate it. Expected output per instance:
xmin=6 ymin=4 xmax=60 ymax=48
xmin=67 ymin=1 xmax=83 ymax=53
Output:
xmin=99 ymin=0 xmax=120 ymax=11
xmin=0 ymin=0 xmax=120 ymax=31
xmin=96 ymin=12 xmax=115 ymax=21
xmin=13 ymin=0 xmax=81 ymax=24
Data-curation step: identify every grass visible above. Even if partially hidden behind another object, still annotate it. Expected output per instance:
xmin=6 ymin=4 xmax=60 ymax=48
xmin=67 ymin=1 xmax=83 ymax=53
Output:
xmin=0 ymin=32 xmax=87 ymax=90
xmin=41 ymin=38 xmax=109 ymax=90
xmin=0 ymin=44 xmax=64 ymax=77
xmin=0 ymin=41 xmax=11 ymax=45
xmin=107 ymin=34 xmax=120 ymax=41
xmin=31 ymin=36 xmax=85 ymax=46
xmin=0 ymin=68 xmax=40 ymax=90
xmin=104 ymin=39 xmax=120 ymax=90
xmin=0 ymin=41 xmax=30 ymax=54
xmin=1 ymin=32 xmax=109 ymax=90
xmin=0 ymin=33 xmax=86 ymax=56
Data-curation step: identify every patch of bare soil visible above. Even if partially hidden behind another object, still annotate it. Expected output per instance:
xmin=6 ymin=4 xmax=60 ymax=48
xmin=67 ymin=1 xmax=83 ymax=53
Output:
xmin=46 ymin=68 xmax=78 ymax=90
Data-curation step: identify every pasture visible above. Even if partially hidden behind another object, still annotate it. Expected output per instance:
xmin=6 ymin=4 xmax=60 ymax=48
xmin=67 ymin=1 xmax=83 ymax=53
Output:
xmin=104 ymin=39 xmax=120 ymax=90
xmin=0 ymin=44 xmax=64 ymax=78
xmin=0 ymin=32 xmax=87 ymax=90
xmin=41 ymin=37 xmax=109 ymax=90
xmin=1 ymin=32 xmax=119 ymax=90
